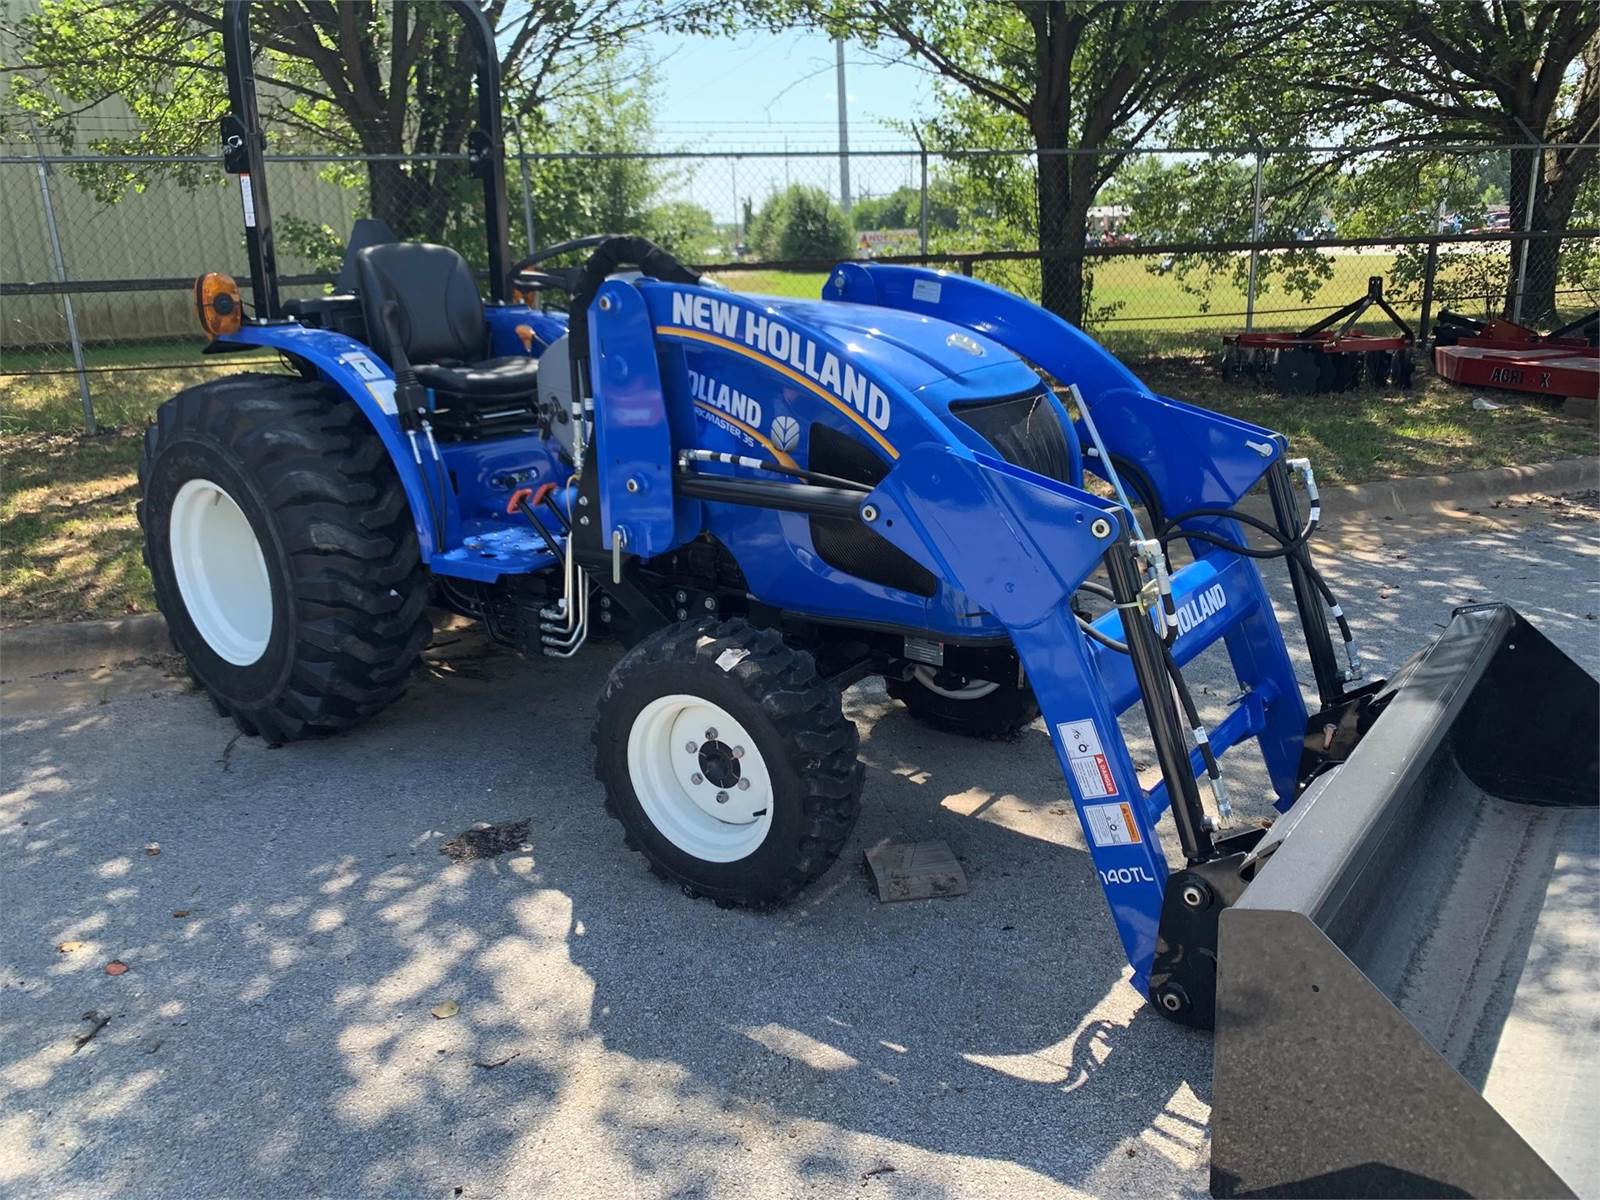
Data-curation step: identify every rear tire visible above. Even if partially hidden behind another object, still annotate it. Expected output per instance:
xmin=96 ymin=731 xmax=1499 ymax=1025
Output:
xmin=138 ymin=373 xmax=431 ymax=742
xmin=593 ymin=618 xmax=863 ymax=907
xmin=887 ymin=667 xmax=1040 ymax=740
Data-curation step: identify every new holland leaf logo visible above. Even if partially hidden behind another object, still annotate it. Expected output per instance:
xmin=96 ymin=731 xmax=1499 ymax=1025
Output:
xmin=770 ymin=415 xmax=799 ymax=452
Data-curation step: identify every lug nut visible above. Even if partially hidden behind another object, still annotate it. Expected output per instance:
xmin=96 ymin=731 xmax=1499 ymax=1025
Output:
xmin=737 ymin=778 xmax=751 ymax=791
xmin=705 ymin=727 xmax=718 ymax=740
xmin=715 ymin=791 xmax=729 ymax=804
xmin=686 ymin=741 xmax=698 ymax=753
xmin=690 ymin=772 xmax=703 ymax=785
xmin=732 ymin=746 xmax=744 ymax=759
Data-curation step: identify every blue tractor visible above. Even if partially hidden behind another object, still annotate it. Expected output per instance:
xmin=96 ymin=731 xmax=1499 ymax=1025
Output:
xmin=142 ymin=4 xmax=1596 ymax=1195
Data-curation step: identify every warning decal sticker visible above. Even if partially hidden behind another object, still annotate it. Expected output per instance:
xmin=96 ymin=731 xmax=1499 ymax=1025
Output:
xmin=1057 ymin=717 xmax=1119 ymax=799
xmin=1083 ymin=802 xmax=1143 ymax=848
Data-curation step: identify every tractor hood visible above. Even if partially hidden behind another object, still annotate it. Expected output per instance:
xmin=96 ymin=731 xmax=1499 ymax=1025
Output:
xmin=759 ymin=296 xmax=1043 ymax=404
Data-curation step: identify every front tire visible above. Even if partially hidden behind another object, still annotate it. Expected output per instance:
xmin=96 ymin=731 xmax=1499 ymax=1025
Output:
xmin=593 ymin=619 xmax=863 ymax=907
xmin=138 ymin=373 xmax=431 ymax=742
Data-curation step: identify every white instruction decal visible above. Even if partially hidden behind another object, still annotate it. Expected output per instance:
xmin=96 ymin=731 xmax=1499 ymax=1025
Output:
xmin=1057 ymin=717 xmax=1119 ymax=799
xmin=338 ymin=353 xmax=397 ymax=415
xmin=340 ymin=351 xmax=385 ymax=381
xmin=239 ymin=174 xmax=256 ymax=227
xmin=1084 ymin=802 xmax=1143 ymax=848
xmin=715 ymin=647 xmax=750 ymax=672
xmin=911 ymin=278 xmax=942 ymax=304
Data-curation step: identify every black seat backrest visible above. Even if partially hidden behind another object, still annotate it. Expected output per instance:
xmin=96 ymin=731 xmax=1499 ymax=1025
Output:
xmin=355 ymin=242 xmax=486 ymax=366
xmin=336 ymin=218 xmax=400 ymax=294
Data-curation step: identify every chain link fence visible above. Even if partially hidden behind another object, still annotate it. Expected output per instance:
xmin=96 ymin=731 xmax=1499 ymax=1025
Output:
xmin=3 ymin=139 xmax=1595 ymax=432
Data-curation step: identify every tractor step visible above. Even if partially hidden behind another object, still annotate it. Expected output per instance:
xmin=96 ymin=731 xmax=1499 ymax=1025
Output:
xmin=431 ymin=518 xmax=559 ymax=583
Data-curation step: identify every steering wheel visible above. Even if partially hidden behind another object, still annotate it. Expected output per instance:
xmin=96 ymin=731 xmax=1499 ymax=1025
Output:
xmin=507 ymin=234 xmax=616 ymax=299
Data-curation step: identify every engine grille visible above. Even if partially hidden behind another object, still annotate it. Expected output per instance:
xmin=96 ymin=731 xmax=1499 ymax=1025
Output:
xmin=951 ymin=388 xmax=1074 ymax=483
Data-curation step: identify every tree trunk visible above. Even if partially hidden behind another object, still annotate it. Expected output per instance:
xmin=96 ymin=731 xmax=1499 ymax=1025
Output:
xmin=366 ymin=160 xmax=431 ymax=241
xmin=1035 ymin=147 xmax=1082 ymax=322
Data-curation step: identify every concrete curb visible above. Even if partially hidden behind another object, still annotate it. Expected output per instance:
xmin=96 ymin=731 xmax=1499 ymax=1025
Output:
xmin=2 ymin=458 xmax=1594 ymax=683
xmin=1310 ymin=456 xmax=1597 ymax=519
xmin=2 ymin=613 xmax=172 ymax=684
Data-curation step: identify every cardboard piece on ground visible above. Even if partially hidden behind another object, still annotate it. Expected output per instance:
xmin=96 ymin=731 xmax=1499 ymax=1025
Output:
xmin=864 ymin=840 xmax=968 ymax=902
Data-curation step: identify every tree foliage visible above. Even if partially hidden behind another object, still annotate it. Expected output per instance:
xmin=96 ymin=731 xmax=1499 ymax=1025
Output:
xmin=750 ymin=184 xmax=853 ymax=260
xmin=1194 ymin=1 xmax=1600 ymax=321
xmin=3 ymin=0 xmax=726 ymax=247
xmin=769 ymin=1 xmax=1310 ymax=324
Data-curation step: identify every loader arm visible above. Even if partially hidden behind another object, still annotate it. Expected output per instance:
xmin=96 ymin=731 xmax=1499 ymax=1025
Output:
xmin=863 ymin=439 xmax=1306 ymax=1003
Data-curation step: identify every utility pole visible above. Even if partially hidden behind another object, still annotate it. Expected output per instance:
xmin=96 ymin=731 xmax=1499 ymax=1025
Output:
xmin=835 ymin=38 xmax=851 ymax=214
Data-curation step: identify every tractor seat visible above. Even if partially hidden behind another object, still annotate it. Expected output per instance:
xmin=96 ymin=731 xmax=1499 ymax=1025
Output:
xmin=411 ymin=356 xmax=540 ymax=398
xmin=354 ymin=241 xmax=539 ymax=401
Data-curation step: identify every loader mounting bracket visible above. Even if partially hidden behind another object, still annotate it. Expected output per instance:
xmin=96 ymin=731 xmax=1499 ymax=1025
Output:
xmin=1293 ymin=676 xmax=1391 ymax=795
xmin=1146 ymin=828 xmax=1266 ymax=1030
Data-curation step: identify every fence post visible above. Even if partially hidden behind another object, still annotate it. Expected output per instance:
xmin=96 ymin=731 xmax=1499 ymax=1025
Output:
xmin=511 ymin=116 xmax=537 ymax=255
xmin=28 ymin=122 xmax=95 ymax=433
xmin=913 ymin=126 xmax=930 ymax=257
xmin=1244 ymin=147 xmax=1264 ymax=333
xmin=1418 ymin=241 xmax=1440 ymax=343
xmin=1510 ymin=140 xmax=1540 ymax=324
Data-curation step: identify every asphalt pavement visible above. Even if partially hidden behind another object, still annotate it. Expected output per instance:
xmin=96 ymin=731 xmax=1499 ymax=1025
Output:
xmin=2 ymin=491 xmax=1595 ymax=1200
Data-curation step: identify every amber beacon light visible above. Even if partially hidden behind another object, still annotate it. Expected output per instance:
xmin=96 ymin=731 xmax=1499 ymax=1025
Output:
xmin=194 ymin=272 xmax=244 ymax=336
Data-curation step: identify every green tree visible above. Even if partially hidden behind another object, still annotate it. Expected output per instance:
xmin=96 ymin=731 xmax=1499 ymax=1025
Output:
xmin=644 ymin=200 xmax=721 ymax=259
xmin=3 ymin=0 xmax=726 ymax=243
xmin=1251 ymin=1 xmax=1599 ymax=322
xmin=751 ymin=184 xmax=853 ymax=260
xmin=772 ymin=1 xmax=1309 ymax=324
xmin=850 ymin=182 xmax=958 ymax=233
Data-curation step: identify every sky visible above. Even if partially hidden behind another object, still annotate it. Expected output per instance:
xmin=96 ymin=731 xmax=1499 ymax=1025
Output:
xmin=636 ymin=26 xmax=937 ymax=225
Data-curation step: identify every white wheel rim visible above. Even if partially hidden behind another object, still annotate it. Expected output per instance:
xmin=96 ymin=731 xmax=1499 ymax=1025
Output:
xmin=168 ymin=477 xmax=274 ymax=667
xmin=626 ymin=694 xmax=775 ymax=863
xmin=912 ymin=664 xmax=1000 ymax=700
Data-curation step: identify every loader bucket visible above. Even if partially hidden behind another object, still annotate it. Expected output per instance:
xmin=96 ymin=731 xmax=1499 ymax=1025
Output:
xmin=1212 ymin=604 xmax=1598 ymax=1199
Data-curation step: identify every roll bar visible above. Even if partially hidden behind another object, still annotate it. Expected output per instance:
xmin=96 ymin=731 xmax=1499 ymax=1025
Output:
xmin=219 ymin=0 xmax=511 ymax=319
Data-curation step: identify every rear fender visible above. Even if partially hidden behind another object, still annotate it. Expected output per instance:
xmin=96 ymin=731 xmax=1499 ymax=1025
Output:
xmin=215 ymin=325 xmax=444 ymax=559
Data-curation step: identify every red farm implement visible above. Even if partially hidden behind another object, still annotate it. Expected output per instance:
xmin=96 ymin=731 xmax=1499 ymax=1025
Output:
xmin=1219 ymin=276 xmax=1416 ymax=394
xmin=1433 ymin=309 xmax=1598 ymax=401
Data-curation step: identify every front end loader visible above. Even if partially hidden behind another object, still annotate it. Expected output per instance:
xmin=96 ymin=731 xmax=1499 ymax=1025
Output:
xmin=141 ymin=4 xmax=1597 ymax=1195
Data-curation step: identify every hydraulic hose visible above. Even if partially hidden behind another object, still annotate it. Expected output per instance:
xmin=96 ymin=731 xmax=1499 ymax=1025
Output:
xmin=1155 ymin=505 xmax=1355 ymax=651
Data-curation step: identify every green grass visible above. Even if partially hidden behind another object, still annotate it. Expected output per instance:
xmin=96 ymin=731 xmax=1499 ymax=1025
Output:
xmin=1 ymin=427 xmax=152 ymax=626
xmin=1 ymin=350 xmax=288 ymax=625
xmin=1140 ymin=363 xmax=1596 ymax=484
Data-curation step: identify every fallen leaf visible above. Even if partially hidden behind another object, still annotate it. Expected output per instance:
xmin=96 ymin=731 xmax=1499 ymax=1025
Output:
xmin=144 ymin=843 xmax=161 ymax=856
xmin=56 ymin=940 xmax=86 ymax=954
xmin=430 ymin=999 xmax=459 ymax=1019
xmin=104 ymin=960 xmax=130 ymax=976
